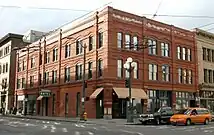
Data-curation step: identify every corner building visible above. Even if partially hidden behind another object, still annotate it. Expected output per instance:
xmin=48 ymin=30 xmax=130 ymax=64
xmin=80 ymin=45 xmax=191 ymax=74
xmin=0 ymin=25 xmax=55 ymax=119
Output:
xmin=15 ymin=6 xmax=198 ymax=118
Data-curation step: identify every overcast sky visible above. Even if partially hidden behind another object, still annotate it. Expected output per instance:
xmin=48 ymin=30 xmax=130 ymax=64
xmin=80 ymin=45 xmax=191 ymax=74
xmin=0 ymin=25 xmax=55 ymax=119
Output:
xmin=0 ymin=0 xmax=214 ymax=37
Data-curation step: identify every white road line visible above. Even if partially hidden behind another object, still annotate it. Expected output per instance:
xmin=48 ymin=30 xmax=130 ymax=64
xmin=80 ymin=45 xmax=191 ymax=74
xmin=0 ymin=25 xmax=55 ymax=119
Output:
xmin=46 ymin=121 xmax=50 ymax=124
xmin=204 ymin=130 xmax=213 ymax=133
xmin=88 ymin=131 xmax=94 ymax=135
xmin=54 ymin=122 xmax=61 ymax=125
xmin=156 ymin=126 xmax=169 ymax=129
xmin=93 ymin=127 xmax=98 ymax=130
xmin=62 ymin=128 xmax=68 ymax=132
xmin=51 ymin=126 xmax=56 ymax=133
xmin=42 ymin=121 xmax=46 ymax=123
xmin=80 ymin=124 xmax=85 ymax=127
xmin=75 ymin=131 xmax=80 ymax=135
xmin=42 ymin=125 xmax=47 ymax=129
xmin=120 ymin=129 xmax=136 ymax=134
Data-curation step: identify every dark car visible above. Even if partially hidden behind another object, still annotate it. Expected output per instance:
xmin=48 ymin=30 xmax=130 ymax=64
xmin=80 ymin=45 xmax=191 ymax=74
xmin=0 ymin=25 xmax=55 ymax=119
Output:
xmin=139 ymin=106 xmax=174 ymax=125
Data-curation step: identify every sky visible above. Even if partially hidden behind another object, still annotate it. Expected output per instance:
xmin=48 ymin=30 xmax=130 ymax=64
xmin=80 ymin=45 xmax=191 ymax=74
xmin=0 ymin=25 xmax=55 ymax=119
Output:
xmin=0 ymin=0 xmax=214 ymax=37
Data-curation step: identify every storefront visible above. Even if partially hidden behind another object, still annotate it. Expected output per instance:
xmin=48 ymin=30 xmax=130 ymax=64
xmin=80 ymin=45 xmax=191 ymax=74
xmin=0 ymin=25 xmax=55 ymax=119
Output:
xmin=37 ymin=89 xmax=51 ymax=116
xmin=147 ymin=90 xmax=172 ymax=113
xmin=200 ymin=90 xmax=214 ymax=112
xmin=175 ymin=91 xmax=195 ymax=110
xmin=26 ymin=95 xmax=36 ymax=115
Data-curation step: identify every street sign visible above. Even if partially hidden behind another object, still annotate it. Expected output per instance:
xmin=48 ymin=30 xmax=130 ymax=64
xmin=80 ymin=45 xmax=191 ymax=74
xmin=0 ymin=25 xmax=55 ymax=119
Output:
xmin=39 ymin=91 xmax=51 ymax=97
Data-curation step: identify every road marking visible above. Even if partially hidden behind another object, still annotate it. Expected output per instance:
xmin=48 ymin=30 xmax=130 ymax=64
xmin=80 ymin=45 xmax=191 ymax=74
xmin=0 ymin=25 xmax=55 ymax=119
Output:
xmin=46 ymin=121 xmax=50 ymax=124
xmin=88 ymin=131 xmax=94 ymax=135
xmin=75 ymin=131 xmax=80 ymax=135
xmin=42 ymin=121 xmax=46 ymax=123
xmin=54 ymin=122 xmax=61 ymax=125
xmin=42 ymin=125 xmax=47 ymax=129
xmin=93 ymin=127 xmax=98 ymax=130
xmin=120 ymin=129 xmax=136 ymax=134
xmin=156 ymin=126 xmax=169 ymax=129
xmin=204 ymin=130 xmax=213 ymax=133
xmin=50 ymin=125 xmax=56 ymax=133
xmin=62 ymin=128 xmax=68 ymax=132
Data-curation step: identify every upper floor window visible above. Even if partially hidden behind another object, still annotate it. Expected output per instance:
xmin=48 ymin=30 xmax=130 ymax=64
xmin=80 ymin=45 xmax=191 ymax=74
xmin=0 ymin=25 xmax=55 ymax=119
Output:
xmin=65 ymin=44 xmax=71 ymax=58
xmin=133 ymin=62 xmax=139 ymax=79
xmin=75 ymin=64 xmax=82 ymax=80
xmin=98 ymin=32 xmax=103 ymax=48
xmin=183 ymin=69 xmax=187 ymax=84
xmin=148 ymin=39 xmax=157 ymax=55
xmin=4 ymin=46 xmax=10 ymax=55
xmin=162 ymin=65 xmax=170 ymax=81
xmin=207 ymin=49 xmax=211 ymax=61
xmin=30 ymin=76 xmax=34 ymax=88
xmin=44 ymin=72 xmax=49 ymax=84
xmin=149 ymin=64 xmax=157 ymax=80
xmin=64 ymin=67 xmax=71 ymax=82
xmin=125 ymin=34 xmax=131 ymax=50
xmin=0 ymin=65 xmax=2 ymax=74
xmin=178 ymin=68 xmax=182 ymax=83
xmin=117 ymin=59 xmax=123 ymax=78
xmin=182 ymin=48 xmax=186 ymax=60
xmin=88 ymin=62 xmax=93 ymax=79
xmin=23 ymin=61 xmax=26 ymax=70
xmin=76 ymin=40 xmax=83 ymax=55
xmin=204 ymin=69 xmax=208 ymax=83
xmin=5 ymin=63 xmax=8 ymax=72
xmin=117 ymin=33 xmax=123 ymax=48
xmin=39 ymin=54 xmax=42 ymax=65
xmin=31 ymin=57 xmax=35 ymax=68
xmin=3 ymin=64 xmax=5 ymax=73
xmin=188 ymin=70 xmax=192 ymax=84
xmin=0 ymin=50 xmax=3 ymax=57
xmin=202 ymin=47 xmax=206 ymax=61
xmin=177 ymin=46 xmax=181 ymax=59
xmin=45 ymin=51 xmax=50 ymax=63
xmin=17 ymin=79 xmax=21 ymax=89
xmin=52 ymin=70 xmax=57 ymax=84
xmin=53 ymin=48 xmax=58 ymax=61
xmin=187 ymin=49 xmax=191 ymax=61
xmin=133 ymin=36 xmax=138 ymax=51
xmin=21 ymin=78 xmax=26 ymax=88
xmin=98 ymin=59 xmax=103 ymax=77
xmin=89 ymin=36 xmax=94 ymax=51
xmin=161 ymin=43 xmax=169 ymax=57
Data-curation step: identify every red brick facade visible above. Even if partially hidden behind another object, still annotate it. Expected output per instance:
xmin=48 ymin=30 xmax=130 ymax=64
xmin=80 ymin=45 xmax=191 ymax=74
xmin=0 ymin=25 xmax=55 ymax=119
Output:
xmin=15 ymin=7 xmax=198 ymax=118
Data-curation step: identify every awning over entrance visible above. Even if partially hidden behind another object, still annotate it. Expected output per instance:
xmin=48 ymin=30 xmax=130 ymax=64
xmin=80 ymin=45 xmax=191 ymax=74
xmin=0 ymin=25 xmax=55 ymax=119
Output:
xmin=90 ymin=88 xmax=103 ymax=99
xmin=37 ymin=96 xmax=43 ymax=100
xmin=113 ymin=87 xmax=148 ymax=99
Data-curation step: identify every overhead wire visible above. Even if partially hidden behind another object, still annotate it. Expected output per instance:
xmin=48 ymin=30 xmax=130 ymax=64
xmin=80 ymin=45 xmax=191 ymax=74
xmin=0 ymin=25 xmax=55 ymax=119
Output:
xmin=152 ymin=0 xmax=164 ymax=19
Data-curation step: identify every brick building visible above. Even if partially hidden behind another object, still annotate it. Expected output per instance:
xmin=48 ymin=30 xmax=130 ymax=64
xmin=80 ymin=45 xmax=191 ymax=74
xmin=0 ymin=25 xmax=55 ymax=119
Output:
xmin=15 ymin=6 xmax=198 ymax=118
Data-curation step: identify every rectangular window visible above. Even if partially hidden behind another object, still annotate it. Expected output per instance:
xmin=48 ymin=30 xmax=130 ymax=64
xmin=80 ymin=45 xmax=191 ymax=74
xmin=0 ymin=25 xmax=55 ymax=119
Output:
xmin=148 ymin=39 xmax=157 ymax=55
xmin=22 ymin=78 xmax=26 ymax=88
xmin=183 ymin=69 xmax=187 ymax=84
xmin=53 ymin=48 xmax=58 ymax=61
xmin=161 ymin=43 xmax=169 ymax=57
xmin=65 ymin=93 xmax=69 ymax=115
xmin=52 ymin=94 xmax=56 ymax=115
xmin=117 ymin=33 xmax=123 ymax=48
xmin=18 ymin=62 xmax=21 ymax=72
xmin=207 ymin=49 xmax=211 ymax=61
xmin=98 ymin=59 xmax=103 ymax=77
xmin=89 ymin=36 xmax=93 ymax=51
xmin=5 ymin=63 xmax=8 ymax=72
xmin=17 ymin=79 xmax=21 ymax=89
xmin=117 ymin=59 xmax=123 ymax=78
xmin=213 ymin=71 xmax=214 ymax=83
xmin=75 ymin=64 xmax=82 ymax=80
xmin=23 ymin=61 xmax=26 ymax=70
xmin=31 ymin=57 xmax=35 ymax=68
xmin=204 ymin=69 xmax=208 ymax=83
xmin=133 ymin=36 xmax=138 ymax=50
xmin=177 ymin=46 xmax=181 ymax=59
xmin=212 ymin=50 xmax=214 ymax=62
xmin=39 ymin=73 xmax=42 ymax=85
xmin=44 ymin=72 xmax=49 ymax=84
xmin=98 ymin=32 xmax=103 ymax=48
xmin=30 ymin=76 xmax=34 ymax=87
xmin=188 ymin=70 xmax=192 ymax=84
xmin=208 ymin=70 xmax=212 ymax=83
xmin=3 ymin=64 xmax=5 ymax=73
xmin=133 ymin=62 xmax=138 ymax=79
xmin=39 ymin=54 xmax=42 ymax=65
xmin=65 ymin=44 xmax=71 ymax=58
xmin=52 ymin=70 xmax=57 ymax=84
xmin=64 ymin=67 xmax=70 ymax=82
xmin=203 ymin=47 xmax=206 ymax=60
xmin=182 ymin=48 xmax=186 ymax=60
xmin=0 ymin=65 xmax=2 ymax=74
xmin=162 ymin=65 xmax=170 ymax=81
xmin=178 ymin=68 xmax=182 ymax=83
xmin=45 ymin=52 xmax=50 ymax=63
xmin=149 ymin=64 xmax=157 ymax=80
xmin=187 ymin=49 xmax=191 ymax=61
xmin=88 ymin=62 xmax=92 ymax=79
xmin=125 ymin=34 xmax=131 ymax=50
xmin=76 ymin=40 xmax=83 ymax=55
xmin=0 ymin=50 xmax=3 ymax=57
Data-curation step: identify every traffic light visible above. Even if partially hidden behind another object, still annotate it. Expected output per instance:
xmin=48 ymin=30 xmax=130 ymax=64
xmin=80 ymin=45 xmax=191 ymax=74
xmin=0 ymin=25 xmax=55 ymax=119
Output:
xmin=125 ymin=79 xmax=129 ymax=88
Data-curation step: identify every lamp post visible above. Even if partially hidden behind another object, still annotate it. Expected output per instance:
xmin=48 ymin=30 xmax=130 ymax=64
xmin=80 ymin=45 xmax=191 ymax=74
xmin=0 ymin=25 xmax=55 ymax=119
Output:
xmin=123 ymin=57 xmax=135 ymax=123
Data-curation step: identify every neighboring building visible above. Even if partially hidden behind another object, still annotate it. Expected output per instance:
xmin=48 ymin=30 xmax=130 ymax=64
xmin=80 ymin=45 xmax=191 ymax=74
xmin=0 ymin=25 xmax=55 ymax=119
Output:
xmin=0 ymin=33 xmax=26 ymax=113
xmin=195 ymin=28 xmax=214 ymax=112
xmin=16 ymin=6 xmax=198 ymax=118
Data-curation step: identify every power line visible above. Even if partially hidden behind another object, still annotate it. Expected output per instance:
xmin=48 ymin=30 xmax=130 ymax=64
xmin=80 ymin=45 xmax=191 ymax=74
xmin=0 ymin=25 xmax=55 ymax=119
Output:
xmin=142 ymin=14 xmax=214 ymax=19
xmin=195 ymin=22 xmax=214 ymax=29
xmin=0 ymin=5 xmax=91 ymax=12
xmin=152 ymin=0 xmax=164 ymax=19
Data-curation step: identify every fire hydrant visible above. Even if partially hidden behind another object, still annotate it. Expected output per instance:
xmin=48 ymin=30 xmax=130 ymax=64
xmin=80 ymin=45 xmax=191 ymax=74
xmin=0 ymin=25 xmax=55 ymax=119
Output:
xmin=83 ymin=112 xmax=87 ymax=121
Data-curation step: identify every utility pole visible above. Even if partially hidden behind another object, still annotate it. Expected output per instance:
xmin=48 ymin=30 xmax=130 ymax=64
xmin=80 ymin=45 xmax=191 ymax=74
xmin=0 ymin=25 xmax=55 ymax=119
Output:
xmin=81 ymin=43 xmax=87 ymax=120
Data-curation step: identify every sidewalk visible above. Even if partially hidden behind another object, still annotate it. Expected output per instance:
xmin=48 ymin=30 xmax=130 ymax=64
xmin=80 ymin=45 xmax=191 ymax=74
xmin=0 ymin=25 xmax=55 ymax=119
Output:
xmin=1 ymin=114 xmax=138 ymax=125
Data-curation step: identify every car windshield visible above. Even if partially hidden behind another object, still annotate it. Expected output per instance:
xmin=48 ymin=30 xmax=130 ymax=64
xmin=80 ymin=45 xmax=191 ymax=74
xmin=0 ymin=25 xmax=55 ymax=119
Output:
xmin=176 ymin=109 xmax=191 ymax=114
xmin=157 ymin=107 xmax=172 ymax=112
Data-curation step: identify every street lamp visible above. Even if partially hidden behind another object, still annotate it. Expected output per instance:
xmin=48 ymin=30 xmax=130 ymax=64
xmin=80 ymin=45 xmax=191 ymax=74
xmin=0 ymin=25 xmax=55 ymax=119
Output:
xmin=123 ymin=57 xmax=135 ymax=123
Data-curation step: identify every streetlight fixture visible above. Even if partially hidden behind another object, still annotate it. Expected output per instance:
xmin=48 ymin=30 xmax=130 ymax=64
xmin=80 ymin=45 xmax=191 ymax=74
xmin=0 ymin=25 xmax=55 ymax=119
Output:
xmin=123 ymin=57 xmax=135 ymax=123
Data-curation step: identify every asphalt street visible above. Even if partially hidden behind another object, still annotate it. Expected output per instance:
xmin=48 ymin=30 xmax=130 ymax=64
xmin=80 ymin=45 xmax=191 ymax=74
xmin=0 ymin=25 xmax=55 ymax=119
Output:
xmin=0 ymin=116 xmax=214 ymax=135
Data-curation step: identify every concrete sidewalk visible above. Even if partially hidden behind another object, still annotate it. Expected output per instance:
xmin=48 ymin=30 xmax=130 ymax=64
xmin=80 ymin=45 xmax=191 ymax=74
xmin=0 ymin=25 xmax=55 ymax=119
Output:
xmin=1 ymin=114 xmax=137 ymax=125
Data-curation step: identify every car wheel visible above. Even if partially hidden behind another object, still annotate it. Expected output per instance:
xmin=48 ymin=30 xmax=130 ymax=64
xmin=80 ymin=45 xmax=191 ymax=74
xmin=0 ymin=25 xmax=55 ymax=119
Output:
xmin=204 ymin=118 xmax=209 ymax=125
xmin=186 ymin=119 xmax=191 ymax=126
xmin=155 ymin=118 xmax=161 ymax=125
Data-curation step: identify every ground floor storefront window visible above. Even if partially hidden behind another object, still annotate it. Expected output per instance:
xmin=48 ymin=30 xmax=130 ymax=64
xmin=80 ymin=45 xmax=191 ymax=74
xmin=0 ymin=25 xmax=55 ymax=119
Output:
xmin=147 ymin=90 xmax=172 ymax=113
xmin=200 ymin=91 xmax=214 ymax=112
xmin=175 ymin=92 xmax=195 ymax=110
xmin=26 ymin=95 xmax=36 ymax=115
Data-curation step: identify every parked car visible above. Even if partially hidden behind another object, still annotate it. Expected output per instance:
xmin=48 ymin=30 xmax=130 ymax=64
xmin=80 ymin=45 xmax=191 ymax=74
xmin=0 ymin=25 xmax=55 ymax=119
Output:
xmin=211 ymin=112 xmax=214 ymax=122
xmin=170 ymin=107 xmax=212 ymax=126
xmin=139 ymin=106 xmax=174 ymax=125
